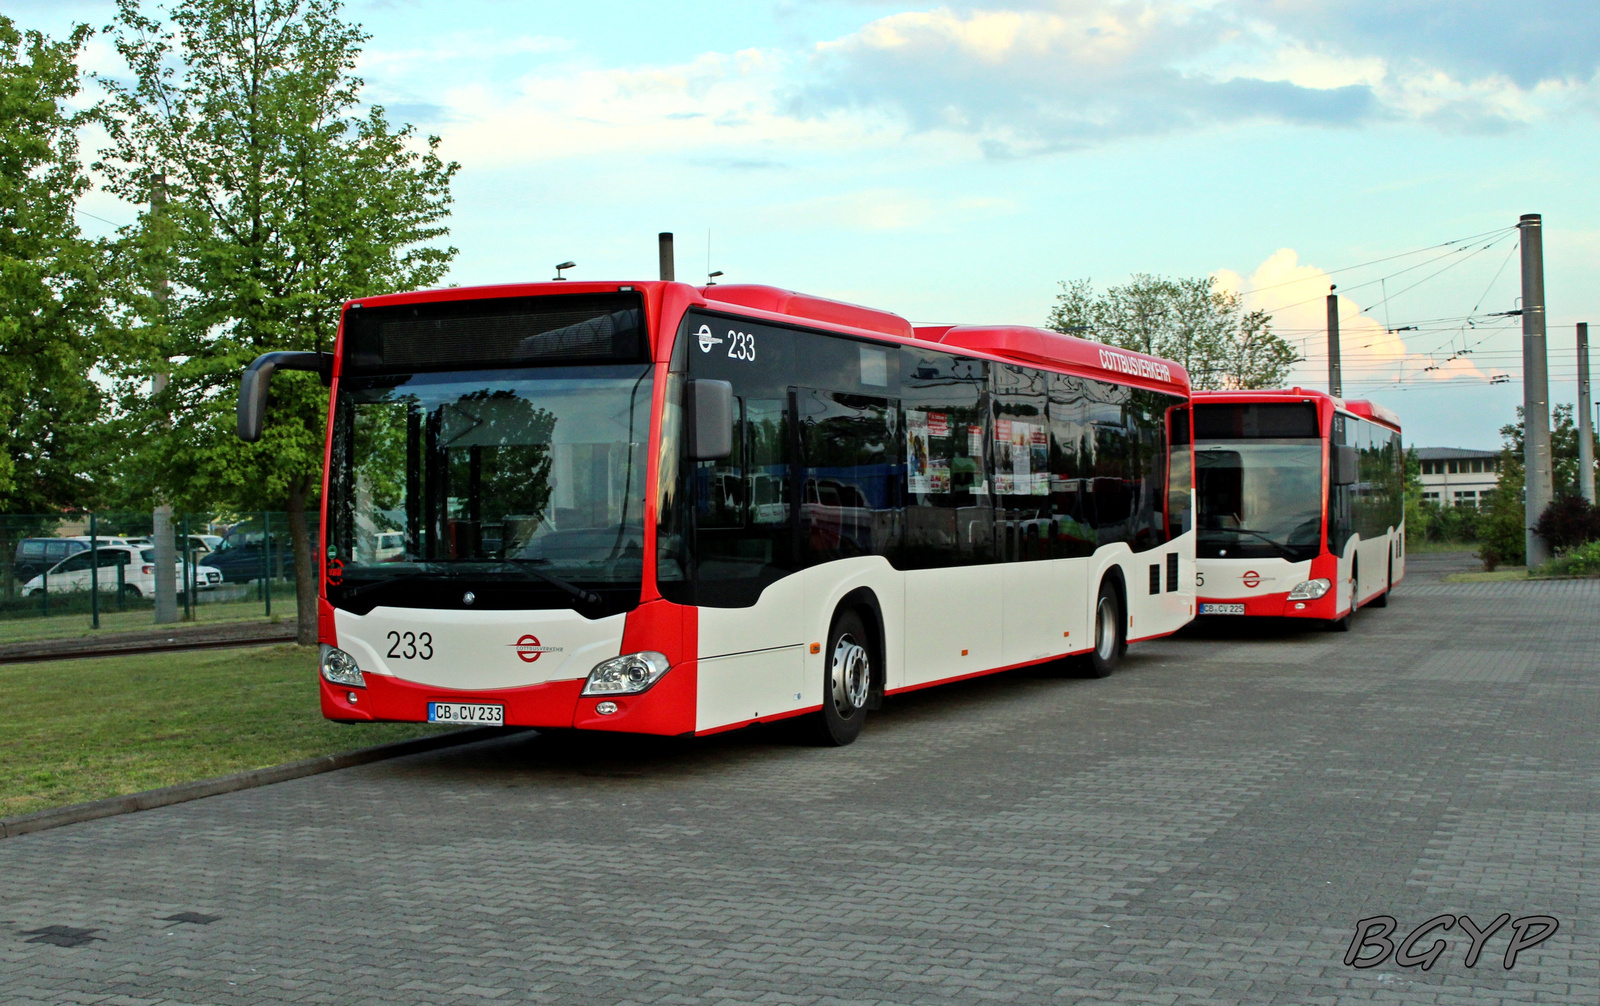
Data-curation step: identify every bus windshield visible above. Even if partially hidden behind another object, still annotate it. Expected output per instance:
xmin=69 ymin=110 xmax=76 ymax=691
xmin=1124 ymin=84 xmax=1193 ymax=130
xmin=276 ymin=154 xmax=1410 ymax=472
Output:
xmin=326 ymin=364 xmax=653 ymax=610
xmin=1195 ymin=439 xmax=1323 ymax=561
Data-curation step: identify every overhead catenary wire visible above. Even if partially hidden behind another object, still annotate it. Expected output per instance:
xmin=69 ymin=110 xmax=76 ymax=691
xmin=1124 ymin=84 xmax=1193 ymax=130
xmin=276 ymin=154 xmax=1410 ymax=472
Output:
xmin=1230 ymin=225 xmax=1516 ymax=298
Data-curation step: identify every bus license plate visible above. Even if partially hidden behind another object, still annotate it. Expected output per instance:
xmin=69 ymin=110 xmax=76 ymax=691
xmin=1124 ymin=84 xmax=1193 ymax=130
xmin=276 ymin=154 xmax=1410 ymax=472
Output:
xmin=427 ymin=702 xmax=505 ymax=725
xmin=1200 ymin=603 xmax=1246 ymax=615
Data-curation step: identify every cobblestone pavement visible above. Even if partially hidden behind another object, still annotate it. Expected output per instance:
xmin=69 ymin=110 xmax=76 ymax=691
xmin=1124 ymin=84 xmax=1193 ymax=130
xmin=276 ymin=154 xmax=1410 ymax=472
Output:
xmin=3 ymin=554 xmax=1597 ymax=1005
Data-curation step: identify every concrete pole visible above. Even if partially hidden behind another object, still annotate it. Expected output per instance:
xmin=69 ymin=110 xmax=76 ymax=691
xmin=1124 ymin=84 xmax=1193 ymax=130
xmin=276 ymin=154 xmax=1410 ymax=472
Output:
xmin=1519 ymin=213 xmax=1553 ymax=566
xmin=151 ymin=173 xmax=178 ymax=623
xmin=1579 ymin=322 xmax=1595 ymax=503
xmin=1326 ymin=290 xmax=1342 ymax=398
xmin=658 ymin=232 xmax=674 ymax=282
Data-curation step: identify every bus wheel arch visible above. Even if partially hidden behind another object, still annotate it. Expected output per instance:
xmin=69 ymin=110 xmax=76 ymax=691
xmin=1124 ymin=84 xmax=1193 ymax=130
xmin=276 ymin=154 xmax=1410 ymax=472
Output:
xmin=834 ymin=587 xmax=886 ymax=711
xmin=1370 ymin=554 xmax=1392 ymax=608
xmin=1077 ymin=567 xmax=1126 ymax=678
xmin=813 ymin=599 xmax=879 ymax=746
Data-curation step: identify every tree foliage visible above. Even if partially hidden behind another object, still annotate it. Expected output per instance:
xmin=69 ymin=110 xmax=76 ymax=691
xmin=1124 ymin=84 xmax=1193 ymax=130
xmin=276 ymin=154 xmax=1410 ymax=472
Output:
xmin=1046 ymin=274 xmax=1300 ymax=390
xmin=96 ymin=0 xmax=459 ymax=641
xmin=0 ymin=16 xmax=107 ymax=514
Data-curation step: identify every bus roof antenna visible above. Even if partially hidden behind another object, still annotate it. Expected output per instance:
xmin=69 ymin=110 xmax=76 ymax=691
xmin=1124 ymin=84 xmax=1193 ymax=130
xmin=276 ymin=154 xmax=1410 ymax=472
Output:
xmin=553 ymin=261 xmax=575 ymax=281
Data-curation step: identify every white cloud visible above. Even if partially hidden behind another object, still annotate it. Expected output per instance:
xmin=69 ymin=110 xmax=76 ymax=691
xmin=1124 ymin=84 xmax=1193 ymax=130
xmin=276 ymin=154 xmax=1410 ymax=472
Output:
xmin=1216 ymin=249 xmax=1501 ymax=396
xmin=788 ymin=1 xmax=1600 ymax=156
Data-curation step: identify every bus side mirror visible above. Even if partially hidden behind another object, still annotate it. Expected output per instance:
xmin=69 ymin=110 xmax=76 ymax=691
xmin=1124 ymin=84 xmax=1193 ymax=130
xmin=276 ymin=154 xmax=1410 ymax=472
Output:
xmin=237 ymin=352 xmax=333 ymax=442
xmin=686 ymin=378 xmax=734 ymax=460
xmin=1332 ymin=445 xmax=1360 ymax=485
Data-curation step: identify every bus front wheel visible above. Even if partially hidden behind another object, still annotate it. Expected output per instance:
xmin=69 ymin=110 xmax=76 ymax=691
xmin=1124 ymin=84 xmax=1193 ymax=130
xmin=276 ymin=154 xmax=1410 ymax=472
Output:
xmin=1078 ymin=580 xmax=1123 ymax=678
xmin=815 ymin=610 xmax=871 ymax=746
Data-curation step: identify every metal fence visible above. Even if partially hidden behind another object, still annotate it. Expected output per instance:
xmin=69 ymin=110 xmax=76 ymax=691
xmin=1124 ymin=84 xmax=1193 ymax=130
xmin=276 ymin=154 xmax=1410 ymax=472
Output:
xmin=0 ymin=512 xmax=317 ymax=640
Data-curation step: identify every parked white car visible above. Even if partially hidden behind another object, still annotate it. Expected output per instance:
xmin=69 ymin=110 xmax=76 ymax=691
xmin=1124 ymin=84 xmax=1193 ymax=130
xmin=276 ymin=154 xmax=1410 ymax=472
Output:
xmin=21 ymin=545 xmax=223 ymax=599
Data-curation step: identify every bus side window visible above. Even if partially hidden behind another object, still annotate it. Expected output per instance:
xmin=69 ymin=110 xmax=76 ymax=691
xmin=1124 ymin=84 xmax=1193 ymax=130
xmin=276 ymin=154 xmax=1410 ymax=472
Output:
xmin=1048 ymin=373 xmax=1096 ymax=559
xmin=900 ymin=349 xmax=990 ymax=568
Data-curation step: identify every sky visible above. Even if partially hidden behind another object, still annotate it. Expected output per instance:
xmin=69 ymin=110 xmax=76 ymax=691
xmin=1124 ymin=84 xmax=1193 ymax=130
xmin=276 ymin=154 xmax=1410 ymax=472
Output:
xmin=14 ymin=0 xmax=1600 ymax=450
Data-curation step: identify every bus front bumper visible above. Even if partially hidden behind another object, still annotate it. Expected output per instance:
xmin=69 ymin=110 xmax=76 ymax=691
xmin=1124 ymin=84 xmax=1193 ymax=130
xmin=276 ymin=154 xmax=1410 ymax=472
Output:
xmin=319 ymin=663 xmax=698 ymax=736
xmin=1197 ymin=590 xmax=1340 ymax=620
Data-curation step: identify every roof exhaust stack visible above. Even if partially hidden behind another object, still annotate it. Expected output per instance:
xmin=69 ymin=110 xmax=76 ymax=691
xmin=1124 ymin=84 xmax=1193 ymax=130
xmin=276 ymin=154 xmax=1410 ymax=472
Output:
xmin=658 ymin=232 xmax=674 ymax=282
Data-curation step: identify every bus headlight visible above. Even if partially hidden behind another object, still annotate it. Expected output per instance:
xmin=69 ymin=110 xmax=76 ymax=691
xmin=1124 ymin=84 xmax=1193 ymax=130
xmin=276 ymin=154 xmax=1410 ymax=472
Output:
xmin=1287 ymin=578 xmax=1331 ymax=600
xmin=320 ymin=644 xmax=366 ymax=687
xmin=583 ymin=651 xmax=671 ymax=695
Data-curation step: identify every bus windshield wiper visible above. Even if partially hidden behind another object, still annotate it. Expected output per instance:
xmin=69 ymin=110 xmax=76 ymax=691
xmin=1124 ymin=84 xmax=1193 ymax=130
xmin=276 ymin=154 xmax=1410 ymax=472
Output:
xmin=498 ymin=559 xmax=603 ymax=606
xmin=1211 ymin=527 xmax=1297 ymax=558
xmin=338 ymin=567 xmax=429 ymax=599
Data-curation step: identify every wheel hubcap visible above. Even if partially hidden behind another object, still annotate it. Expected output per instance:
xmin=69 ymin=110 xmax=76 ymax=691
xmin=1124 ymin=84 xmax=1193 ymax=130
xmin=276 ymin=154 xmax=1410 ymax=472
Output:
xmin=830 ymin=634 xmax=870 ymax=716
xmin=1095 ymin=597 xmax=1117 ymax=661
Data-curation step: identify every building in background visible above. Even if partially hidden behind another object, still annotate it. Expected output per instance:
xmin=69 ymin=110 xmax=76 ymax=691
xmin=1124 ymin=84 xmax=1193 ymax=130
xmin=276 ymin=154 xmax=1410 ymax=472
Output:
xmin=1416 ymin=447 xmax=1501 ymax=507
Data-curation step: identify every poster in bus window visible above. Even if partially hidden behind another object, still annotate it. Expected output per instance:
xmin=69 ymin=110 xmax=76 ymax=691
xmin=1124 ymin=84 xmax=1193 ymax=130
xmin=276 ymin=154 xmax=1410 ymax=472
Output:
xmin=926 ymin=413 xmax=950 ymax=491
xmin=1030 ymin=424 xmax=1050 ymax=495
xmin=995 ymin=420 xmax=1016 ymax=494
xmin=906 ymin=410 xmax=932 ymax=494
xmin=906 ymin=411 xmax=952 ymax=495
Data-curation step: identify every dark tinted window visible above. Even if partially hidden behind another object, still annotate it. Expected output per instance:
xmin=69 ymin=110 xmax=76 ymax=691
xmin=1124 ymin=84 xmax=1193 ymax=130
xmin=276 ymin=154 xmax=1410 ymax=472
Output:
xmin=660 ymin=311 xmax=803 ymax=607
xmin=994 ymin=364 xmax=1050 ymax=560
xmin=344 ymin=293 xmax=647 ymax=374
xmin=1194 ymin=402 xmax=1319 ymax=440
xmin=799 ymin=389 xmax=898 ymax=564
xmin=658 ymin=312 xmax=1189 ymax=604
xmin=899 ymin=349 xmax=991 ymax=569
xmin=1354 ymin=422 xmax=1403 ymax=539
xmin=1047 ymin=374 xmax=1096 ymax=558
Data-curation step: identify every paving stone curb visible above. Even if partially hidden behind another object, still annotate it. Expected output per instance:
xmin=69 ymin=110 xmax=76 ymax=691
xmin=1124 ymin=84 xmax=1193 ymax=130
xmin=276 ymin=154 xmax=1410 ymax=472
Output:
xmin=0 ymin=725 xmax=525 ymax=841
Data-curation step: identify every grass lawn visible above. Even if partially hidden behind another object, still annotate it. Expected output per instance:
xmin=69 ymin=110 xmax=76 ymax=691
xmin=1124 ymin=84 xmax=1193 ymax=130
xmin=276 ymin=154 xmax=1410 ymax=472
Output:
xmin=0 ymin=593 xmax=293 ymax=646
xmin=1442 ymin=568 xmax=1529 ymax=583
xmin=1405 ymin=538 xmax=1482 ymax=555
xmin=0 ymin=644 xmax=449 ymax=818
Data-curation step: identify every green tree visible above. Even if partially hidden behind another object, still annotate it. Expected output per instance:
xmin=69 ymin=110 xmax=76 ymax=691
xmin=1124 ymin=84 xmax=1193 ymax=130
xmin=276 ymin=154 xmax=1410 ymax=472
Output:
xmin=1480 ymin=416 xmax=1528 ymax=569
xmin=0 ymin=17 xmax=107 ymax=515
xmin=1402 ymin=446 xmax=1430 ymax=543
xmin=1498 ymin=403 xmax=1598 ymax=497
xmin=97 ymin=0 xmax=458 ymax=644
xmin=1047 ymin=274 xmax=1300 ymax=390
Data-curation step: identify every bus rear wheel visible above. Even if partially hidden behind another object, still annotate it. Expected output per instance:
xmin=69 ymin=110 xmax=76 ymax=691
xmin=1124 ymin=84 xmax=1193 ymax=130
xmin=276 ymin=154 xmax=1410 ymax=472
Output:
xmin=1077 ymin=580 xmax=1123 ymax=678
xmin=815 ymin=610 xmax=871 ymax=746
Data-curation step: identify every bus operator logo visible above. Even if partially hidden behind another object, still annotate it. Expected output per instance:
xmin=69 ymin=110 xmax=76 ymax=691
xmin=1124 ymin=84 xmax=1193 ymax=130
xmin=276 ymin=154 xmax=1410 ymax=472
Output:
xmin=1097 ymin=348 xmax=1172 ymax=384
xmin=696 ymin=324 xmax=723 ymax=354
xmin=511 ymin=635 xmax=563 ymax=663
xmin=1242 ymin=570 xmax=1261 ymax=589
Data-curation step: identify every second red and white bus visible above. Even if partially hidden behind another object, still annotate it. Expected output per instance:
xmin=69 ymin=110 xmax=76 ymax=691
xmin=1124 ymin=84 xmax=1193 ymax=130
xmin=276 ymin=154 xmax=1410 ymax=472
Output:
xmin=1190 ymin=388 xmax=1404 ymax=631
xmin=239 ymin=281 xmax=1196 ymax=744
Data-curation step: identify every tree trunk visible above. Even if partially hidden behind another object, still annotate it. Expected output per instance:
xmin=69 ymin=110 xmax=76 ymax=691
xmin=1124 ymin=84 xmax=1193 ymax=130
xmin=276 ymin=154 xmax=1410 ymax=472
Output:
xmin=287 ymin=476 xmax=319 ymax=646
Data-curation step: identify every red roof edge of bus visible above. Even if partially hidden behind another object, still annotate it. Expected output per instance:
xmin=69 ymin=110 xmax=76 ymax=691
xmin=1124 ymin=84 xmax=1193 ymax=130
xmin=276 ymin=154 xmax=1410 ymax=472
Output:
xmin=1341 ymin=398 xmax=1401 ymax=431
xmin=700 ymin=284 xmax=914 ymax=339
xmin=922 ymin=325 xmax=1191 ymax=391
xmin=1193 ymin=387 xmax=1401 ymax=432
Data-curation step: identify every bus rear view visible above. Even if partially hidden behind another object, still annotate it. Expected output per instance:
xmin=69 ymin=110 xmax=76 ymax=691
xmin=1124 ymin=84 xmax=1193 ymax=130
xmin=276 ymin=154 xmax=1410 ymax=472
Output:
xmin=1191 ymin=389 xmax=1404 ymax=631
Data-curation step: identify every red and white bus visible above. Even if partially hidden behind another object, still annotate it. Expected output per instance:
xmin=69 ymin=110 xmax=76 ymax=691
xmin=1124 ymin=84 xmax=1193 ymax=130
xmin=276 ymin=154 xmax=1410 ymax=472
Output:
xmin=238 ymin=281 xmax=1195 ymax=744
xmin=1190 ymin=388 xmax=1404 ymax=630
